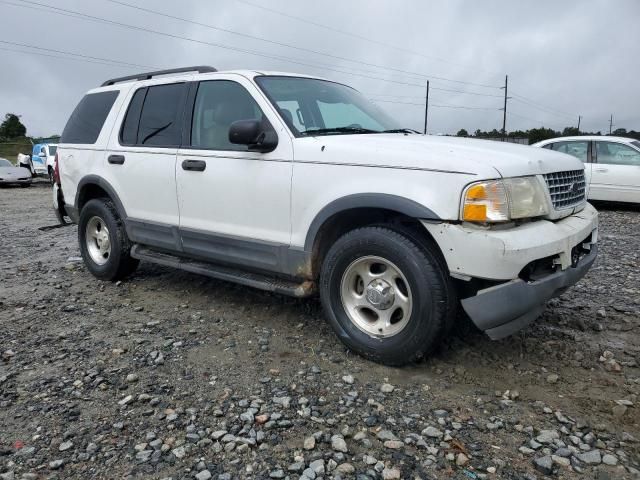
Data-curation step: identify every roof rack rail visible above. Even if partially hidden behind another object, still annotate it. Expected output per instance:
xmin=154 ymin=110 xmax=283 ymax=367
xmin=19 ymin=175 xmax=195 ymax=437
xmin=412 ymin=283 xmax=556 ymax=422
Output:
xmin=100 ymin=66 xmax=217 ymax=87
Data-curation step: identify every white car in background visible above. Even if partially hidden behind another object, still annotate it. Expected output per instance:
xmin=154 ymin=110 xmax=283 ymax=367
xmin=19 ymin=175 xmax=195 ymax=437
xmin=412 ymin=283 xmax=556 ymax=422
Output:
xmin=534 ymin=136 xmax=640 ymax=204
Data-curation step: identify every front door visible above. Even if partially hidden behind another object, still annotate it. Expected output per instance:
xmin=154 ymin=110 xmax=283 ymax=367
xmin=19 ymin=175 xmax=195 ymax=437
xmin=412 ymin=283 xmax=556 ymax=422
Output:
xmin=591 ymin=140 xmax=640 ymax=203
xmin=175 ymin=76 xmax=293 ymax=272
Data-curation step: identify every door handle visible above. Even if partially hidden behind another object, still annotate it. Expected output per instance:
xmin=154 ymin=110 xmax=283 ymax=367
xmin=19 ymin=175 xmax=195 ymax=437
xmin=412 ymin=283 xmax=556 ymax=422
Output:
xmin=181 ymin=159 xmax=206 ymax=172
xmin=108 ymin=154 xmax=125 ymax=165
xmin=595 ymin=168 xmax=608 ymax=172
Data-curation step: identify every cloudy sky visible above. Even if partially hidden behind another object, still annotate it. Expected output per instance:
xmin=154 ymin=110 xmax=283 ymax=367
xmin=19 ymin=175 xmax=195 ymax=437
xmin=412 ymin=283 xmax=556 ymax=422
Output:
xmin=1 ymin=0 xmax=638 ymax=137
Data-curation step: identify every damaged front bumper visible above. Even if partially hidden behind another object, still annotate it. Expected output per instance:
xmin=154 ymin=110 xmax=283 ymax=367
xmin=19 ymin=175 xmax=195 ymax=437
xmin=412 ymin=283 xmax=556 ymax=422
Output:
xmin=461 ymin=243 xmax=597 ymax=339
xmin=422 ymin=202 xmax=599 ymax=339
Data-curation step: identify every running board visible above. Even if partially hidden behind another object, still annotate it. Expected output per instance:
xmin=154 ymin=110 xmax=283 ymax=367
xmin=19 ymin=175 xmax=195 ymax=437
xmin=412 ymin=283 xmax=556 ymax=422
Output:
xmin=130 ymin=245 xmax=314 ymax=298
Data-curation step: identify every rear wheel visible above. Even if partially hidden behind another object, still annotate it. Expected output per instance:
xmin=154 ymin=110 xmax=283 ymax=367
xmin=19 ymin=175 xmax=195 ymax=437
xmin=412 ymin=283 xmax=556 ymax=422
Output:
xmin=48 ymin=167 xmax=54 ymax=185
xmin=319 ymin=226 xmax=454 ymax=366
xmin=78 ymin=198 xmax=138 ymax=280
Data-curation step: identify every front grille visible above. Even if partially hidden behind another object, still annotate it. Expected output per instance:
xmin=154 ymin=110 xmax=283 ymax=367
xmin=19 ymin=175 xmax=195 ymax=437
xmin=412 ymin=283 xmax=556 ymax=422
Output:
xmin=543 ymin=170 xmax=586 ymax=210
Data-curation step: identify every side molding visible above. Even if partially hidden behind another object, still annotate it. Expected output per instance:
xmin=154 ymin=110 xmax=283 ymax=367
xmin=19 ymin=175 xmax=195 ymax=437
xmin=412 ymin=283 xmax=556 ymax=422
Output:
xmin=304 ymin=193 xmax=440 ymax=251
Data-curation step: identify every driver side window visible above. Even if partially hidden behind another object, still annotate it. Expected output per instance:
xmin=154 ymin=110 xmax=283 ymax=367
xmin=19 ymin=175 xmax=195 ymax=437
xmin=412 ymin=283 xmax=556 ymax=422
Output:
xmin=191 ymin=80 xmax=269 ymax=151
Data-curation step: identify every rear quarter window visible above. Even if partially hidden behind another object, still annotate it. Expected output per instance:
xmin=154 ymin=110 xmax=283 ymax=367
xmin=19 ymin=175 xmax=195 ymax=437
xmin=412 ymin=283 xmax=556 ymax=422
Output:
xmin=61 ymin=91 xmax=119 ymax=144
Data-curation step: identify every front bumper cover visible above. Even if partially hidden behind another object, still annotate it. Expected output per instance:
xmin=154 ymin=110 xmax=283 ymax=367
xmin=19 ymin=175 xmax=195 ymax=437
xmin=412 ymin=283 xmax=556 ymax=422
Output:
xmin=461 ymin=243 xmax=597 ymax=339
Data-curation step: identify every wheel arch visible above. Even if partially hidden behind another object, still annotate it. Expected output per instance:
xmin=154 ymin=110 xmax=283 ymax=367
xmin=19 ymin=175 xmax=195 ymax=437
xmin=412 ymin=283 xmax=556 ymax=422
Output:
xmin=75 ymin=175 xmax=127 ymax=220
xmin=304 ymin=193 xmax=442 ymax=278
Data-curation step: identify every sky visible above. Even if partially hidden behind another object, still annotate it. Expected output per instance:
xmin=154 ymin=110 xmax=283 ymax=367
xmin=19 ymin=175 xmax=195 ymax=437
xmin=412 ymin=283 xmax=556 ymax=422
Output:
xmin=0 ymin=0 xmax=638 ymax=137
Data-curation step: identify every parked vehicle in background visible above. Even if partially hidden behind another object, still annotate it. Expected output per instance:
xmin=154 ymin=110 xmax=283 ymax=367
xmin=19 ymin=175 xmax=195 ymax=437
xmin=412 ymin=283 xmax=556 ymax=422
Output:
xmin=0 ymin=157 xmax=31 ymax=186
xmin=31 ymin=143 xmax=58 ymax=182
xmin=53 ymin=66 xmax=599 ymax=365
xmin=534 ymin=136 xmax=640 ymax=204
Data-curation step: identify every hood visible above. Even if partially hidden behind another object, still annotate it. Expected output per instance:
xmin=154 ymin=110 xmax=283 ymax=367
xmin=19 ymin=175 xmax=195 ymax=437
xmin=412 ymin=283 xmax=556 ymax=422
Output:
xmin=0 ymin=166 xmax=31 ymax=176
xmin=293 ymin=134 xmax=584 ymax=178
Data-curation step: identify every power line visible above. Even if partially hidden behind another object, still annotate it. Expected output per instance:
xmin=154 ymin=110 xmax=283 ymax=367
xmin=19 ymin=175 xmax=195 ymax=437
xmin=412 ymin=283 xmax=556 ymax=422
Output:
xmin=235 ymin=0 xmax=503 ymax=81
xmin=0 ymin=45 xmax=144 ymax=68
xmin=103 ymin=0 xmax=500 ymax=89
xmin=4 ymin=0 xmax=497 ymax=92
xmin=367 ymin=86 xmax=503 ymax=99
xmin=0 ymin=39 xmax=156 ymax=69
xmin=373 ymin=99 xmax=499 ymax=111
xmin=431 ymin=86 xmax=504 ymax=98
xmin=507 ymin=111 xmax=567 ymax=130
xmin=510 ymin=92 xmax=576 ymax=120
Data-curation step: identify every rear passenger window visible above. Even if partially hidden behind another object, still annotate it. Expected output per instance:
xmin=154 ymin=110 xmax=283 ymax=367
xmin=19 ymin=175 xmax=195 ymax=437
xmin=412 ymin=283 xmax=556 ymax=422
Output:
xmin=122 ymin=83 xmax=187 ymax=147
xmin=61 ymin=91 xmax=119 ymax=144
xmin=120 ymin=88 xmax=146 ymax=145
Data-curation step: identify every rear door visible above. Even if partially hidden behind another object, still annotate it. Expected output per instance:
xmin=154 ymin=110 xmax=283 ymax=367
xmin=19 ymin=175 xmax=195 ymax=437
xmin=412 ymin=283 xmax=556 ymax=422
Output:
xmin=591 ymin=140 xmax=640 ymax=203
xmin=105 ymin=82 xmax=187 ymax=249
xmin=175 ymin=75 xmax=293 ymax=272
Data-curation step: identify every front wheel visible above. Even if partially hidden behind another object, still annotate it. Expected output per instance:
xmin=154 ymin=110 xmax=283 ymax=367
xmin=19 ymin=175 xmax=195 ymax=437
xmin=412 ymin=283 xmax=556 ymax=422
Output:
xmin=78 ymin=198 xmax=139 ymax=280
xmin=319 ymin=226 xmax=453 ymax=366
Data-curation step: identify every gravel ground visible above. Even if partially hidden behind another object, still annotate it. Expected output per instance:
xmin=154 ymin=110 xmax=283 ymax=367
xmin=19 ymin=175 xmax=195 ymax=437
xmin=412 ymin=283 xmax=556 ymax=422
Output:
xmin=1 ymin=183 xmax=639 ymax=480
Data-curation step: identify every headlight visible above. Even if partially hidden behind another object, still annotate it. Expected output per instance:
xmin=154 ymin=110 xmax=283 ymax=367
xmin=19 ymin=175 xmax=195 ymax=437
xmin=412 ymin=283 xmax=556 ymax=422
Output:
xmin=462 ymin=176 xmax=549 ymax=223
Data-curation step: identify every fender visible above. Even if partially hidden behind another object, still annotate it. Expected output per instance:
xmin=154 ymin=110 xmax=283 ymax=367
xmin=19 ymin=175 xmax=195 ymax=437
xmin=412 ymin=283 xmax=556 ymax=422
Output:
xmin=75 ymin=175 xmax=128 ymax=220
xmin=303 ymin=193 xmax=441 ymax=251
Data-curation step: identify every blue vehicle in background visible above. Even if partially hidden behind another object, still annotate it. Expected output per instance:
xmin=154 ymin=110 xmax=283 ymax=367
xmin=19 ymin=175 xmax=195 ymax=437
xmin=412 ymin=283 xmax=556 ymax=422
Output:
xmin=31 ymin=143 xmax=57 ymax=182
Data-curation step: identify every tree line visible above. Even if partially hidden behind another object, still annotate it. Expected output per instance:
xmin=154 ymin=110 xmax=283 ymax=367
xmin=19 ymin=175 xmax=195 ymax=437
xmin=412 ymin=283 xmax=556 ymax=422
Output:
xmin=455 ymin=126 xmax=640 ymax=145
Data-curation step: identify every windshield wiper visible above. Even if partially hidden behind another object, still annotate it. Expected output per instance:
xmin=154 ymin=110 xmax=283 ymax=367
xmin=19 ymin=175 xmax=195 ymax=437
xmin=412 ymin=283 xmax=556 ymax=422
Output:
xmin=380 ymin=128 xmax=420 ymax=134
xmin=301 ymin=126 xmax=379 ymax=136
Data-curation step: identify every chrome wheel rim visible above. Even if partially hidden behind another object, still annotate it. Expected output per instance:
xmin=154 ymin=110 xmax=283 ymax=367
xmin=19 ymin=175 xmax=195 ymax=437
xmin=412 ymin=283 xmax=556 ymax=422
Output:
xmin=85 ymin=216 xmax=111 ymax=265
xmin=340 ymin=255 xmax=413 ymax=338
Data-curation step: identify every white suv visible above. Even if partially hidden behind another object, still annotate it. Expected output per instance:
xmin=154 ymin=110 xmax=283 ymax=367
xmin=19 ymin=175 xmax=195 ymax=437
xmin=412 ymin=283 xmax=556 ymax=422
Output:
xmin=53 ymin=66 xmax=599 ymax=365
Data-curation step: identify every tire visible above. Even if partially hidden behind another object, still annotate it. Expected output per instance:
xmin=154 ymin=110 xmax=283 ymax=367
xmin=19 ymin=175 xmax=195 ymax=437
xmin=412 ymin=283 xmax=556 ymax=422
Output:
xmin=78 ymin=198 xmax=139 ymax=281
xmin=319 ymin=226 xmax=454 ymax=366
xmin=48 ymin=167 xmax=54 ymax=185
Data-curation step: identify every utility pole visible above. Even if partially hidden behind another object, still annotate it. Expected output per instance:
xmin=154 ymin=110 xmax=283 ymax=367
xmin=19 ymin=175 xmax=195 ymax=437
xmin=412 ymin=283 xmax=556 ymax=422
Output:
xmin=577 ymin=115 xmax=581 ymax=131
xmin=501 ymin=75 xmax=508 ymax=141
xmin=609 ymin=114 xmax=613 ymax=134
xmin=424 ymin=80 xmax=429 ymax=135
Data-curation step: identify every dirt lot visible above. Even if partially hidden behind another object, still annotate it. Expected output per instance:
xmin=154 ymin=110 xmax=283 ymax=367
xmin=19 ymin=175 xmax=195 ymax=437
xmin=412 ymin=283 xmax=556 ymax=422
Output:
xmin=1 ymin=183 xmax=639 ymax=480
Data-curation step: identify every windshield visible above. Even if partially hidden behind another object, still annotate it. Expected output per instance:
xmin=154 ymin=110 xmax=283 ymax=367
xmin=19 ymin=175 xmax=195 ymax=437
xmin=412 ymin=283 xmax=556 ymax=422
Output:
xmin=255 ymin=76 xmax=401 ymax=136
xmin=0 ymin=158 xmax=12 ymax=167
xmin=48 ymin=145 xmax=57 ymax=156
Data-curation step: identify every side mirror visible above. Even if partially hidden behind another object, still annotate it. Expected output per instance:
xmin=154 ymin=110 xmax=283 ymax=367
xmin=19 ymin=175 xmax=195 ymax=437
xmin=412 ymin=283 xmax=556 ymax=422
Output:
xmin=38 ymin=152 xmax=46 ymax=158
xmin=229 ymin=119 xmax=278 ymax=153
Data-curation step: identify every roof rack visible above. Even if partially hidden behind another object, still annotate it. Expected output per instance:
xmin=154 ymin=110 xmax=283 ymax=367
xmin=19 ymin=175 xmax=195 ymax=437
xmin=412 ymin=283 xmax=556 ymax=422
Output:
xmin=100 ymin=66 xmax=217 ymax=87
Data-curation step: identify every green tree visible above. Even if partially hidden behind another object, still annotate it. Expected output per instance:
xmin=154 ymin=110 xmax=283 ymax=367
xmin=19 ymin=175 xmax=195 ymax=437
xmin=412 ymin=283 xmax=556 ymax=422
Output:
xmin=562 ymin=127 xmax=580 ymax=136
xmin=0 ymin=113 xmax=27 ymax=139
xmin=612 ymin=128 xmax=627 ymax=136
xmin=456 ymin=128 xmax=469 ymax=137
xmin=527 ymin=127 xmax=559 ymax=145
